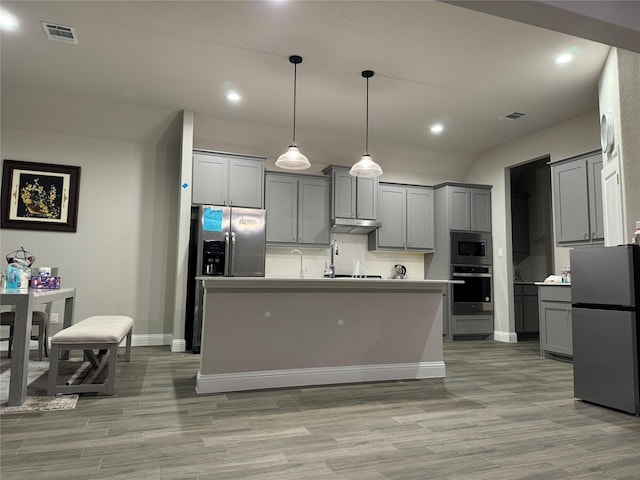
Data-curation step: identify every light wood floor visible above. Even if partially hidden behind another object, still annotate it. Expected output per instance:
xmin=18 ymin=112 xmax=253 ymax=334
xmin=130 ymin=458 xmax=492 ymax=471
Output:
xmin=1 ymin=340 xmax=639 ymax=479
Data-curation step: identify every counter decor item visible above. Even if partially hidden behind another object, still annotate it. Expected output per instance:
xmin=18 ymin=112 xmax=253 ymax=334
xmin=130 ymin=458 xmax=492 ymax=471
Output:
xmin=4 ymin=247 xmax=35 ymax=289
xmin=1 ymin=159 xmax=81 ymax=232
xmin=30 ymin=275 xmax=61 ymax=290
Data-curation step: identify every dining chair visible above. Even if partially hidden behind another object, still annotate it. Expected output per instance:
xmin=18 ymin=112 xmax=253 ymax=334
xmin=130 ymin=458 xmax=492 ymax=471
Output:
xmin=0 ymin=303 xmax=52 ymax=361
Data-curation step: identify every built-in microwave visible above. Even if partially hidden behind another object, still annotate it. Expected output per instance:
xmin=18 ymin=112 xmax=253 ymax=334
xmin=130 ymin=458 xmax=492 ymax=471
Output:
xmin=450 ymin=232 xmax=492 ymax=265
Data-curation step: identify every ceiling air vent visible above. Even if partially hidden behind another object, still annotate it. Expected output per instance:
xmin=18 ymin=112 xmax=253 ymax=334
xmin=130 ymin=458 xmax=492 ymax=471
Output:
xmin=499 ymin=112 xmax=526 ymax=121
xmin=41 ymin=22 xmax=78 ymax=44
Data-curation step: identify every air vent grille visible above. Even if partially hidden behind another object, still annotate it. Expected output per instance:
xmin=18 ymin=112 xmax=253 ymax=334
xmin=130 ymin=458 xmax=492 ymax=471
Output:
xmin=41 ymin=22 xmax=78 ymax=44
xmin=499 ymin=112 xmax=526 ymax=121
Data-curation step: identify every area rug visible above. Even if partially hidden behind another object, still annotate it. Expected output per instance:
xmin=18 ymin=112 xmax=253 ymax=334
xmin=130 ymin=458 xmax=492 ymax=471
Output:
xmin=0 ymin=358 xmax=86 ymax=414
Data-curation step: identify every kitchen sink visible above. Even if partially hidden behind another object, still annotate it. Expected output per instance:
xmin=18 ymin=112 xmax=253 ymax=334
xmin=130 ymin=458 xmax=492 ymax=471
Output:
xmin=331 ymin=274 xmax=383 ymax=279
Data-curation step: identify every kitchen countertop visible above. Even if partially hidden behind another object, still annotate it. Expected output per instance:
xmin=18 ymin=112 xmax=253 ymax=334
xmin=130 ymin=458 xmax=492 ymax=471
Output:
xmin=197 ymin=277 xmax=461 ymax=291
xmin=534 ymin=282 xmax=571 ymax=286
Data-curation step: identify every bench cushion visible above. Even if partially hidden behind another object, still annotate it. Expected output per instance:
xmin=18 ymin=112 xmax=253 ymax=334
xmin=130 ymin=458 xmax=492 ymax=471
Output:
xmin=51 ymin=315 xmax=133 ymax=344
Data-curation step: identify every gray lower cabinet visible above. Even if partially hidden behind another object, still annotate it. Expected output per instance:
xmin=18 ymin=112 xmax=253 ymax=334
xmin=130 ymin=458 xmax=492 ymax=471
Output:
xmin=265 ymin=173 xmax=330 ymax=246
xmin=551 ymin=151 xmax=603 ymax=245
xmin=538 ymin=285 xmax=572 ymax=358
xmin=193 ymin=151 xmax=264 ymax=208
xmin=514 ymin=284 xmax=539 ymax=336
xmin=368 ymin=184 xmax=434 ymax=251
xmin=450 ymin=314 xmax=493 ymax=336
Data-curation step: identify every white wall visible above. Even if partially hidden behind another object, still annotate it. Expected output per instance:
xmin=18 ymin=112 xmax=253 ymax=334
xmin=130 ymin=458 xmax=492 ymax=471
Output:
xmin=1 ymin=127 xmax=181 ymax=344
xmin=599 ymin=48 xmax=640 ymax=242
xmin=464 ymin=112 xmax=600 ymax=338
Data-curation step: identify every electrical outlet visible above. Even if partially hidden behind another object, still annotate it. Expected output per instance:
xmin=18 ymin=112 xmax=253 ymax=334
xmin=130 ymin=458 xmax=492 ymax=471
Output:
xmin=498 ymin=248 xmax=504 ymax=257
xmin=50 ymin=313 xmax=59 ymax=324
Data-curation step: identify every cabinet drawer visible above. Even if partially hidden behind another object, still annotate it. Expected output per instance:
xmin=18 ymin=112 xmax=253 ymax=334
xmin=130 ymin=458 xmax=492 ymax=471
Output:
xmin=522 ymin=285 xmax=538 ymax=296
xmin=538 ymin=286 xmax=571 ymax=303
xmin=451 ymin=315 xmax=493 ymax=335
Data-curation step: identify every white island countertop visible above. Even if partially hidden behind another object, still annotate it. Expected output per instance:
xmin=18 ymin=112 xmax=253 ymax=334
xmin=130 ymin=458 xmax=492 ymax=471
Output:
xmin=196 ymin=276 xmax=460 ymax=291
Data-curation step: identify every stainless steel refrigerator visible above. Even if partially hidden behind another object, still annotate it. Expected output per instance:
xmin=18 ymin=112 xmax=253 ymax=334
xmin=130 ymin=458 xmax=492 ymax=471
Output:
xmin=570 ymin=245 xmax=640 ymax=414
xmin=191 ymin=205 xmax=266 ymax=352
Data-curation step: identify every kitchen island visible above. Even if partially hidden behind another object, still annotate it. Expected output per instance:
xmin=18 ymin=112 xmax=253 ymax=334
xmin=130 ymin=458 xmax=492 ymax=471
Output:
xmin=196 ymin=277 xmax=455 ymax=394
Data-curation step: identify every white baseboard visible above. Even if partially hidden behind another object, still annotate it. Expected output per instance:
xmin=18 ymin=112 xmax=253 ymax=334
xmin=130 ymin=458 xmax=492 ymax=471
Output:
xmin=494 ymin=330 xmax=518 ymax=343
xmin=196 ymin=361 xmax=446 ymax=394
xmin=171 ymin=339 xmax=187 ymax=352
xmin=130 ymin=334 xmax=172 ymax=347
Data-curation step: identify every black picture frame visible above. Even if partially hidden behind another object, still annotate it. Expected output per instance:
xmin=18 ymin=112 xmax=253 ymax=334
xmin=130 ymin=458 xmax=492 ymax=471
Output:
xmin=1 ymin=159 xmax=81 ymax=232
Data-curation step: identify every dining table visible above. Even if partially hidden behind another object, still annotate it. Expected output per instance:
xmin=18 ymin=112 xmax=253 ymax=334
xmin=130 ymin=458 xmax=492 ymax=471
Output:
xmin=1 ymin=287 xmax=76 ymax=406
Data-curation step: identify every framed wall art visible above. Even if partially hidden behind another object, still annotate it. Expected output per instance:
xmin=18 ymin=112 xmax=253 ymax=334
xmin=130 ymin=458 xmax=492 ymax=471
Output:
xmin=1 ymin=159 xmax=81 ymax=232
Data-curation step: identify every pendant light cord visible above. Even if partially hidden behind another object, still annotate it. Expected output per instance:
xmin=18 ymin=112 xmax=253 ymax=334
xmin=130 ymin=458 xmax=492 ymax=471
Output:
xmin=292 ymin=61 xmax=297 ymax=145
xmin=365 ymin=75 xmax=369 ymax=155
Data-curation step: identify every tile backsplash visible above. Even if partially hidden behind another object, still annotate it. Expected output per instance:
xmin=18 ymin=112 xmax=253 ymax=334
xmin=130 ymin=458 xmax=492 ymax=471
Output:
xmin=266 ymin=233 xmax=427 ymax=279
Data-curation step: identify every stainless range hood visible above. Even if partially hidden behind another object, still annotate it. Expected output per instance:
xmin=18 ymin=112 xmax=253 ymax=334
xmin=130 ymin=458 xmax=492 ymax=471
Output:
xmin=330 ymin=218 xmax=381 ymax=234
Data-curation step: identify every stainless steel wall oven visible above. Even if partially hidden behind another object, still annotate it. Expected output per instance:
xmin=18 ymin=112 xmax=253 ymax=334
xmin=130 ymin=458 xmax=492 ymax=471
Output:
xmin=451 ymin=265 xmax=493 ymax=313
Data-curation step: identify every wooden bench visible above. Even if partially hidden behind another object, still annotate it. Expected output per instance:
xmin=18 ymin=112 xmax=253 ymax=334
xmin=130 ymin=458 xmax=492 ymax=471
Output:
xmin=47 ymin=315 xmax=133 ymax=396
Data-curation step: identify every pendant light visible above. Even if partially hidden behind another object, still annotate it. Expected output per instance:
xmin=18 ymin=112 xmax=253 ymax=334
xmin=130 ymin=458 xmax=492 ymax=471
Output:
xmin=276 ymin=55 xmax=311 ymax=170
xmin=350 ymin=70 xmax=383 ymax=178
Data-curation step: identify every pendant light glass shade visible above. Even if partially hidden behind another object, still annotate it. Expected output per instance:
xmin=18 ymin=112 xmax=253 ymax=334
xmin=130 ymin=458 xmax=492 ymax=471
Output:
xmin=350 ymin=70 xmax=383 ymax=178
xmin=350 ymin=154 xmax=383 ymax=178
xmin=276 ymin=145 xmax=310 ymax=170
xmin=276 ymin=55 xmax=310 ymax=170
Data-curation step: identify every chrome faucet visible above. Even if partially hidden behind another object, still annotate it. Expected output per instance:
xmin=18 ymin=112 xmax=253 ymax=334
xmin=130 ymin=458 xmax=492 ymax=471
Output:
xmin=290 ymin=249 xmax=304 ymax=279
xmin=327 ymin=239 xmax=339 ymax=278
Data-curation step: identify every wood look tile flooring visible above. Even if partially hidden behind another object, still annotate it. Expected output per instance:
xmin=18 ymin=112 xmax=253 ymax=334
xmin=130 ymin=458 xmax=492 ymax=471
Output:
xmin=2 ymin=340 xmax=639 ymax=479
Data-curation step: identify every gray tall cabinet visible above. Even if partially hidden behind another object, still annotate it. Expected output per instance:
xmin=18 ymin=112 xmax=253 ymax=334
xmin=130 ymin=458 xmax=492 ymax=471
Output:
xmin=551 ymin=151 xmax=603 ymax=245
xmin=265 ymin=173 xmax=330 ymax=246
xmin=429 ymin=183 xmax=493 ymax=339
xmin=192 ymin=151 xmax=265 ymax=208
xmin=368 ymin=184 xmax=434 ymax=251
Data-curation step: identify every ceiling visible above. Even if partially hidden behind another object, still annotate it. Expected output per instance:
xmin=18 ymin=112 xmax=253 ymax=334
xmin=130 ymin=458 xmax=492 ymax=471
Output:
xmin=0 ymin=1 xmax=620 ymax=180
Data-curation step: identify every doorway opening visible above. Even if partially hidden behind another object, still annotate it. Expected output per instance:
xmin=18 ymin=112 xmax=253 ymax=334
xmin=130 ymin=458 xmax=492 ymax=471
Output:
xmin=509 ymin=156 xmax=554 ymax=339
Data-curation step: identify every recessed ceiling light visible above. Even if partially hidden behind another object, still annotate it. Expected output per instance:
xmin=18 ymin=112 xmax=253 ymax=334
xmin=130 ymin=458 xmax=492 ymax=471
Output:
xmin=554 ymin=53 xmax=574 ymax=64
xmin=0 ymin=9 xmax=18 ymax=31
xmin=430 ymin=123 xmax=444 ymax=135
xmin=227 ymin=92 xmax=241 ymax=102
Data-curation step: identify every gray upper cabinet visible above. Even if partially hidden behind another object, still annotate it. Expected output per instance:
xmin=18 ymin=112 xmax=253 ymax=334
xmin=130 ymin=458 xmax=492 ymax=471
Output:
xmin=374 ymin=184 xmax=405 ymax=249
xmin=265 ymin=173 xmax=330 ymax=246
xmin=448 ymin=185 xmax=491 ymax=232
xmin=192 ymin=151 xmax=264 ymax=208
xmin=552 ymin=151 xmax=603 ymax=245
xmin=323 ymin=166 xmax=378 ymax=220
xmin=265 ymin=174 xmax=297 ymax=243
xmin=368 ymin=184 xmax=434 ymax=251
xmin=406 ymin=187 xmax=435 ymax=250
